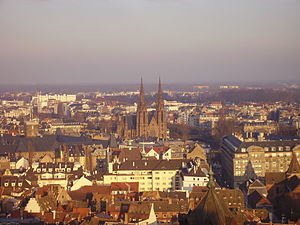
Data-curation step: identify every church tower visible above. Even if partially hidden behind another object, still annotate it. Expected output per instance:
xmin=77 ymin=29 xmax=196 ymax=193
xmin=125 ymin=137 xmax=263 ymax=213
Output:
xmin=156 ymin=78 xmax=167 ymax=139
xmin=136 ymin=78 xmax=148 ymax=138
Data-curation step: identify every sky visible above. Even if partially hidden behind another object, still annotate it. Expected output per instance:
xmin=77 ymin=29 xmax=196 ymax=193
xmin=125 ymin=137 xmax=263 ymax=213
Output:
xmin=0 ymin=0 xmax=299 ymax=85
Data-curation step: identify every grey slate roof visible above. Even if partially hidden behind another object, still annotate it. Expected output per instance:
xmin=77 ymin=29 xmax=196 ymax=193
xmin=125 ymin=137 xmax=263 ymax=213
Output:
xmin=0 ymin=134 xmax=109 ymax=154
xmin=117 ymin=159 xmax=191 ymax=171
xmin=222 ymin=135 xmax=300 ymax=153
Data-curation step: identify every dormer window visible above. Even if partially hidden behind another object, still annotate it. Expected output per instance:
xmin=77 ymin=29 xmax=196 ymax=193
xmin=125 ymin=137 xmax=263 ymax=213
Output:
xmin=37 ymin=169 xmax=41 ymax=173
xmin=18 ymin=182 xmax=22 ymax=187
xmin=4 ymin=182 xmax=9 ymax=187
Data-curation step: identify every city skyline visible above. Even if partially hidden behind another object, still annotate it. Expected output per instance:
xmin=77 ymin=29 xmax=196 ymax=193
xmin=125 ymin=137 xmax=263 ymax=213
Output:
xmin=0 ymin=0 xmax=299 ymax=84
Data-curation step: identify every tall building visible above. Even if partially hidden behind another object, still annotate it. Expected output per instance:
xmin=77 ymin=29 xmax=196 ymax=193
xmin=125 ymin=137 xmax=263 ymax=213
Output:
xmin=117 ymin=78 xmax=167 ymax=140
xmin=220 ymin=135 xmax=300 ymax=188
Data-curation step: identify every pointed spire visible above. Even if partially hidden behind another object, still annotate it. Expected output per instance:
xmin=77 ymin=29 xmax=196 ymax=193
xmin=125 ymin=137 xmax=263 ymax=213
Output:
xmin=207 ymin=168 xmax=217 ymax=189
xmin=157 ymin=77 xmax=164 ymax=109
xmin=286 ymin=152 xmax=300 ymax=175
xmin=138 ymin=77 xmax=146 ymax=109
xmin=158 ymin=77 xmax=162 ymax=96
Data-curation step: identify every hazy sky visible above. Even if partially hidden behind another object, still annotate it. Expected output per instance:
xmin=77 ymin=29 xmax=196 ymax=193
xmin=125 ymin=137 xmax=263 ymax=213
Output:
xmin=0 ymin=0 xmax=299 ymax=84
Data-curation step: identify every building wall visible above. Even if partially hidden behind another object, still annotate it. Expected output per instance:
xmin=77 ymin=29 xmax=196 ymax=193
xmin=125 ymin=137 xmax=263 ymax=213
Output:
xmin=24 ymin=198 xmax=42 ymax=213
xmin=220 ymin=135 xmax=300 ymax=188
xmin=103 ymin=169 xmax=180 ymax=192
xmin=182 ymin=176 xmax=209 ymax=192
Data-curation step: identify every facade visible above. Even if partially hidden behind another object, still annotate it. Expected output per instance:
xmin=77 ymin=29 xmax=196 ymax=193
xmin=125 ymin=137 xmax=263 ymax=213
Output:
xmin=104 ymin=159 xmax=194 ymax=191
xmin=32 ymin=162 xmax=83 ymax=188
xmin=242 ymin=121 xmax=278 ymax=139
xmin=117 ymin=79 xmax=167 ymax=140
xmin=25 ymin=121 xmax=39 ymax=137
xmin=220 ymin=135 xmax=300 ymax=188
xmin=47 ymin=122 xmax=84 ymax=136
xmin=181 ymin=168 xmax=209 ymax=191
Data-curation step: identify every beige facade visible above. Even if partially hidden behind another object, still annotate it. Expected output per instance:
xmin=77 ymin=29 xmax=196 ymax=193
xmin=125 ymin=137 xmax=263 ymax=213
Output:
xmin=104 ymin=169 xmax=180 ymax=192
xmin=233 ymin=147 xmax=298 ymax=177
xmin=220 ymin=135 xmax=300 ymax=188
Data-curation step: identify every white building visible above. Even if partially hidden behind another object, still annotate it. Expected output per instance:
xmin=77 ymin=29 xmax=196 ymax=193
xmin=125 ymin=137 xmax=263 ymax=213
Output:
xmin=181 ymin=167 xmax=209 ymax=192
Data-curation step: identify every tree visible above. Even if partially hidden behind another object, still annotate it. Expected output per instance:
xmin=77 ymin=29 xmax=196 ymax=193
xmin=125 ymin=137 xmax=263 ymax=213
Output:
xmin=213 ymin=117 xmax=241 ymax=143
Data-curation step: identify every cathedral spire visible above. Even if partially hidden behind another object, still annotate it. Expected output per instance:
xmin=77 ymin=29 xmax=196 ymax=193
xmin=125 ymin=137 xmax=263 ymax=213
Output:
xmin=138 ymin=77 xmax=146 ymax=109
xmin=157 ymin=77 xmax=164 ymax=110
xmin=207 ymin=168 xmax=217 ymax=189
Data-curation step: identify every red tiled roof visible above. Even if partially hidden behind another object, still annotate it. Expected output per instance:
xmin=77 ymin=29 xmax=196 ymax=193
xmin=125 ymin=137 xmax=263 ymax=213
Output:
xmin=72 ymin=207 xmax=90 ymax=218
xmin=111 ymin=182 xmax=139 ymax=192
xmin=35 ymin=212 xmax=67 ymax=224
xmin=293 ymin=184 xmax=300 ymax=193
xmin=75 ymin=185 xmax=111 ymax=194
xmin=36 ymin=185 xmax=51 ymax=196
xmin=256 ymin=197 xmax=271 ymax=206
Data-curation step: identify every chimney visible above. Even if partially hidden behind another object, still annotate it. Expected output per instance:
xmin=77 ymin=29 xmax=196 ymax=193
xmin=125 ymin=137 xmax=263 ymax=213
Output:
xmin=181 ymin=161 xmax=185 ymax=168
xmin=53 ymin=210 xmax=56 ymax=220
xmin=124 ymin=213 xmax=129 ymax=224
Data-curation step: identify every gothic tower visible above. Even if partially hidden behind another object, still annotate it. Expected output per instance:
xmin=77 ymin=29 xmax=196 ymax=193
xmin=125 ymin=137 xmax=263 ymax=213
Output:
xmin=136 ymin=78 xmax=148 ymax=138
xmin=156 ymin=78 xmax=167 ymax=139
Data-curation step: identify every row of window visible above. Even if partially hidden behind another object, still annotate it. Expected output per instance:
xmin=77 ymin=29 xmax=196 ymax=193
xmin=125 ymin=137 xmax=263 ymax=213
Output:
xmin=3 ymin=182 xmax=23 ymax=187
xmin=36 ymin=168 xmax=72 ymax=173
xmin=241 ymin=146 xmax=293 ymax=153
xmin=41 ymin=174 xmax=65 ymax=179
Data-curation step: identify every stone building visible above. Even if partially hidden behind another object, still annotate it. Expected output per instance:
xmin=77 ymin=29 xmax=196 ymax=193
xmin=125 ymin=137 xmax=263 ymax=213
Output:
xmin=117 ymin=79 xmax=167 ymax=140
xmin=220 ymin=135 xmax=300 ymax=188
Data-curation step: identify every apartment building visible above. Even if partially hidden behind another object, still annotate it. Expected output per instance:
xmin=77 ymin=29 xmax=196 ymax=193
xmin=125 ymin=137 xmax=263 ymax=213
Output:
xmin=220 ymin=135 xmax=300 ymax=188
xmin=104 ymin=159 xmax=194 ymax=192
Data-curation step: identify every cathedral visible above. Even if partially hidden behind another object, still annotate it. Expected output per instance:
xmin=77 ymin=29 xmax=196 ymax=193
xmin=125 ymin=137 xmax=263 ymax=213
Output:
xmin=116 ymin=79 xmax=167 ymax=140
